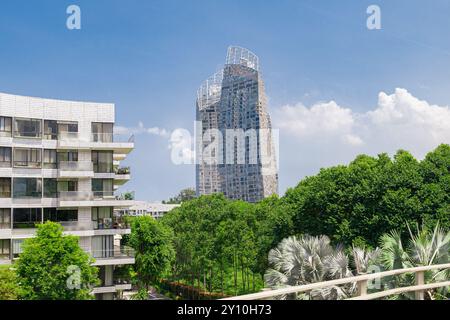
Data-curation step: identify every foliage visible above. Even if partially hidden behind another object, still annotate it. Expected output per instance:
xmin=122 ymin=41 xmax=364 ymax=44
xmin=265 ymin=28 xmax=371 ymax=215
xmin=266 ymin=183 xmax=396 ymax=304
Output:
xmin=16 ymin=222 xmax=99 ymax=300
xmin=264 ymin=235 xmax=380 ymax=300
xmin=163 ymin=188 xmax=197 ymax=204
xmin=379 ymin=223 xmax=450 ymax=299
xmin=0 ymin=266 xmax=22 ymax=300
xmin=283 ymin=145 xmax=450 ymax=247
xmin=129 ymin=216 xmax=175 ymax=290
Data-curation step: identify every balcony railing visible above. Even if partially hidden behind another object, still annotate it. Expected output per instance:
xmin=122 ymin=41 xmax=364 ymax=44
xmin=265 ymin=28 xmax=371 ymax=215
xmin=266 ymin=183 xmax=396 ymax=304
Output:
xmin=93 ymin=191 xmax=115 ymax=199
xmin=58 ymin=191 xmax=94 ymax=201
xmin=58 ymin=131 xmax=79 ymax=141
xmin=92 ymin=133 xmax=135 ymax=143
xmin=13 ymin=191 xmax=42 ymax=199
xmin=13 ymin=221 xmax=42 ymax=229
xmin=93 ymin=217 xmax=130 ymax=230
xmin=0 ymin=191 xmax=11 ymax=198
xmin=59 ymin=161 xmax=93 ymax=171
xmin=13 ymin=161 xmax=41 ymax=169
xmin=0 ymin=222 xmax=11 ymax=229
xmin=92 ymin=133 xmax=113 ymax=143
xmin=13 ymin=131 xmax=41 ymax=139
xmin=0 ymin=161 xmax=11 ymax=168
xmin=90 ymin=246 xmax=135 ymax=260
xmin=115 ymin=167 xmax=130 ymax=175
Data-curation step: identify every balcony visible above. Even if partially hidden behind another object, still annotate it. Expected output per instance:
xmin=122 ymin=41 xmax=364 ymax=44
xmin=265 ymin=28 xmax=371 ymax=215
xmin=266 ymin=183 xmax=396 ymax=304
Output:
xmin=93 ymin=216 xmax=130 ymax=231
xmin=59 ymin=161 xmax=93 ymax=171
xmin=92 ymin=133 xmax=113 ymax=143
xmin=93 ymin=191 xmax=115 ymax=199
xmin=91 ymin=246 xmax=135 ymax=266
xmin=58 ymin=131 xmax=79 ymax=141
xmin=13 ymin=161 xmax=41 ymax=169
xmin=13 ymin=131 xmax=41 ymax=139
xmin=58 ymin=191 xmax=94 ymax=201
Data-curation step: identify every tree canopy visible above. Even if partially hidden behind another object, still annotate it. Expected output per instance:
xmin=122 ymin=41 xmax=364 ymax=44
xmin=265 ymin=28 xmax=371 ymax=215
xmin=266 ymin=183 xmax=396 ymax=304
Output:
xmin=16 ymin=222 xmax=99 ymax=300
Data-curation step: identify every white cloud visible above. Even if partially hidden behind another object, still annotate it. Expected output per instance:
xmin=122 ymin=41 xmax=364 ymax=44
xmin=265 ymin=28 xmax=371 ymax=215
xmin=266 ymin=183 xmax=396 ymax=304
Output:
xmin=114 ymin=122 xmax=170 ymax=137
xmin=273 ymin=88 xmax=450 ymax=193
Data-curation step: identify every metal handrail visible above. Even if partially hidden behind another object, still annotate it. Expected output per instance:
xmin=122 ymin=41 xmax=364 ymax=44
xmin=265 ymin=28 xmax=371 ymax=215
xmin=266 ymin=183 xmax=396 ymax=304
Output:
xmin=221 ymin=263 xmax=450 ymax=300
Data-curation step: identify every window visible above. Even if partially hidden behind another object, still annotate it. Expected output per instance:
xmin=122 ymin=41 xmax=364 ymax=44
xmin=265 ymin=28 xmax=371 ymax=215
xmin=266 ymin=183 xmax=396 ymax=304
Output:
xmin=0 ymin=178 xmax=11 ymax=198
xmin=13 ymin=178 xmax=42 ymax=198
xmin=14 ymin=118 xmax=41 ymax=138
xmin=58 ymin=122 xmax=78 ymax=140
xmin=13 ymin=148 xmax=41 ymax=168
xmin=92 ymin=179 xmax=113 ymax=198
xmin=92 ymin=122 xmax=113 ymax=142
xmin=0 ymin=239 xmax=10 ymax=260
xmin=92 ymin=207 xmax=113 ymax=229
xmin=43 ymin=120 xmax=58 ymax=140
xmin=43 ymin=149 xmax=57 ymax=169
xmin=0 ymin=209 xmax=11 ymax=229
xmin=44 ymin=208 xmax=77 ymax=222
xmin=58 ymin=180 xmax=78 ymax=192
xmin=43 ymin=179 xmax=57 ymax=198
xmin=12 ymin=239 xmax=23 ymax=257
xmin=13 ymin=208 xmax=42 ymax=228
xmin=91 ymin=235 xmax=114 ymax=258
xmin=92 ymin=151 xmax=113 ymax=173
xmin=0 ymin=117 xmax=12 ymax=137
xmin=57 ymin=150 xmax=78 ymax=162
xmin=0 ymin=147 xmax=11 ymax=167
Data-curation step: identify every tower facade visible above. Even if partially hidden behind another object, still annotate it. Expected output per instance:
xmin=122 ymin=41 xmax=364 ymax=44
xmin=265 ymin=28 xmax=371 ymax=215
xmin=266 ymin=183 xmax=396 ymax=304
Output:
xmin=196 ymin=47 xmax=278 ymax=202
xmin=0 ymin=92 xmax=135 ymax=300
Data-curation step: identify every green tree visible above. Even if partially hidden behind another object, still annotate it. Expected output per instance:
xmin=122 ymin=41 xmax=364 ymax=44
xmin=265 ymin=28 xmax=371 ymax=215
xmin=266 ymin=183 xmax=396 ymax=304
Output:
xmin=129 ymin=216 xmax=175 ymax=291
xmin=16 ymin=222 xmax=99 ymax=300
xmin=163 ymin=188 xmax=196 ymax=204
xmin=0 ymin=266 xmax=22 ymax=300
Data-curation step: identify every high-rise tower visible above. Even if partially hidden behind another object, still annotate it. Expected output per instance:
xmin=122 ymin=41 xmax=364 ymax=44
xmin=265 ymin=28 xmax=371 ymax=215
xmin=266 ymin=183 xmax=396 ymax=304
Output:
xmin=196 ymin=46 xmax=278 ymax=202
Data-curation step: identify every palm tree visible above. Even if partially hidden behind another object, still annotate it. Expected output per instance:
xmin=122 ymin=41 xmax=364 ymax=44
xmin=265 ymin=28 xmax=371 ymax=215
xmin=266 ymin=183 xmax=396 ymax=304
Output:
xmin=379 ymin=223 xmax=450 ymax=300
xmin=264 ymin=235 xmax=379 ymax=300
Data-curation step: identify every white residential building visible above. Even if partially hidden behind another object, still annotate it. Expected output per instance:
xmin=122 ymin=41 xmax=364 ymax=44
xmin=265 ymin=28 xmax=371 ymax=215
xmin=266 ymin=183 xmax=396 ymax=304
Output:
xmin=0 ymin=92 xmax=135 ymax=300
xmin=116 ymin=201 xmax=180 ymax=220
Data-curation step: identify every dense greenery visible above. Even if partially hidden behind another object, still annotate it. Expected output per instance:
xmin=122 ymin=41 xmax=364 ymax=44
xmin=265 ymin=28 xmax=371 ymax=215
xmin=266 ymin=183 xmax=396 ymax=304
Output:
xmin=129 ymin=216 xmax=175 ymax=292
xmin=265 ymin=224 xmax=450 ymax=300
xmin=0 ymin=266 xmax=22 ymax=300
xmin=16 ymin=222 xmax=99 ymax=300
xmin=284 ymin=144 xmax=450 ymax=247
xmin=157 ymin=145 xmax=450 ymax=297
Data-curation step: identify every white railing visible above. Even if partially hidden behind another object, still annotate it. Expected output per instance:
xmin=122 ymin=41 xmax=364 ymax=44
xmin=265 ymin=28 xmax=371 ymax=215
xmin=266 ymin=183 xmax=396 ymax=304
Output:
xmin=58 ymin=131 xmax=79 ymax=141
xmin=59 ymin=161 xmax=93 ymax=171
xmin=221 ymin=263 xmax=450 ymax=300
xmin=58 ymin=191 xmax=94 ymax=201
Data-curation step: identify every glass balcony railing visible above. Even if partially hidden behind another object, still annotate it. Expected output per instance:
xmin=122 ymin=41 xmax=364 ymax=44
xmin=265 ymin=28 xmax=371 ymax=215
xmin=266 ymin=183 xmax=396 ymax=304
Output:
xmin=92 ymin=133 xmax=113 ymax=143
xmin=13 ymin=221 xmax=42 ymax=229
xmin=0 ymin=222 xmax=11 ymax=229
xmin=0 ymin=191 xmax=11 ymax=198
xmin=58 ymin=191 xmax=94 ymax=201
xmin=12 ymin=191 xmax=42 ymax=199
xmin=90 ymin=246 xmax=135 ymax=260
xmin=92 ymin=133 xmax=135 ymax=143
xmin=59 ymin=161 xmax=93 ymax=171
xmin=93 ymin=217 xmax=130 ymax=230
xmin=58 ymin=131 xmax=79 ymax=141
xmin=13 ymin=131 xmax=41 ymax=139
xmin=115 ymin=167 xmax=130 ymax=175
xmin=13 ymin=161 xmax=41 ymax=169
xmin=93 ymin=191 xmax=115 ymax=199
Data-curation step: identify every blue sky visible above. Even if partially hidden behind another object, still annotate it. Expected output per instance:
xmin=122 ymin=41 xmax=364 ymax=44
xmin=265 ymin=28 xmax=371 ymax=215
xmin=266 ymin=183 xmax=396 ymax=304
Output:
xmin=1 ymin=0 xmax=450 ymax=201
